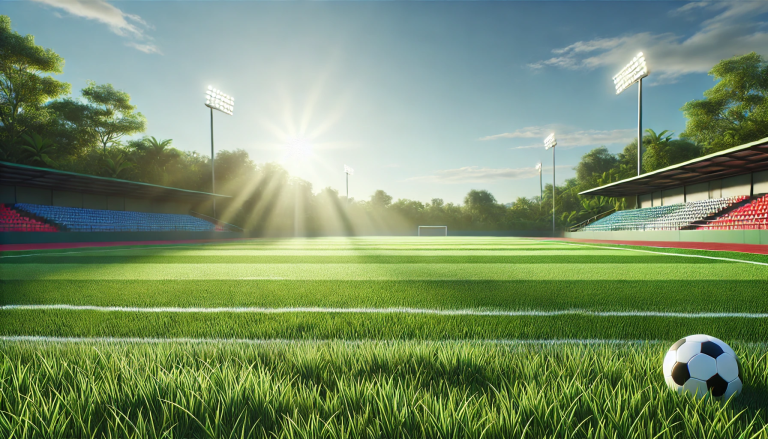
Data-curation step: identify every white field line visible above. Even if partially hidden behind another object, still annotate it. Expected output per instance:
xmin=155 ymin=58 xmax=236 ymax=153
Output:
xmin=0 ymin=335 xmax=657 ymax=345
xmin=4 ymin=336 xmax=768 ymax=349
xmin=0 ymin=245 xmax=209 ymax=259
xmin=557 ymin=242 xmax=768 ymax=266
xmin=2 ymin=304 xmax=767 ymax=318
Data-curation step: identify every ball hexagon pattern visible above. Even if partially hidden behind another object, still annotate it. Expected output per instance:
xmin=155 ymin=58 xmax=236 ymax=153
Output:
xmin=663 ymin=334 xmax=742 ymax=400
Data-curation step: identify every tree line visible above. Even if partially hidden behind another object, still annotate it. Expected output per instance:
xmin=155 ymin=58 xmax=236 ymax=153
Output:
xmin=1 ymin=15 xmax=767 ymax=233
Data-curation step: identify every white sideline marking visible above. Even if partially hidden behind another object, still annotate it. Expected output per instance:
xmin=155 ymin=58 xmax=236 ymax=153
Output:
xmin=2 ymin=304 xmax=766 ymax=318
xmin=0 ymin=336 xmax=656 ymax=345
xmin=558 ymin=242 xmax=768 ymax=266
xmin=0 ymin=245 xmax=208 ymax=259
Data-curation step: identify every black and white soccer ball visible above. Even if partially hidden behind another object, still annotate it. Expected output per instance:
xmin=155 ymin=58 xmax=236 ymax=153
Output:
xmin=663 ymin=334 xmax=742 ymax=400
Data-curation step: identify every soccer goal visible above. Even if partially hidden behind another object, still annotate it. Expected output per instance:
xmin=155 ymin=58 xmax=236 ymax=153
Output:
xmin=418 ymin=226 xmax=448 ymax=236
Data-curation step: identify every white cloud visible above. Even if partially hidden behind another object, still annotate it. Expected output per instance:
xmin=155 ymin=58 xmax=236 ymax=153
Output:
xmin=31 ymin=0 xmax=160 ymax=54
xmin=528 ymin=1 xmax=768 ymax=84
xmin=407 ymin=165 xmax=571 ymax=184
xmin=480 ymin=126 xmax=636 ymax=149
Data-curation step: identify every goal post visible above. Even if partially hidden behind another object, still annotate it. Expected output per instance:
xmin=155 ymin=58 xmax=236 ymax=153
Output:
xmin=418 ymin=226 xmax=448 ymax=236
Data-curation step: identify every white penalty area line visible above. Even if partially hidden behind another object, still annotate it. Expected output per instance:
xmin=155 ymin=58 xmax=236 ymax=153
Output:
xmin=555 ymin=241 xmax=768 ymax=266
xmin=0 ymin=335 xmax=659 ymax=345
xmin=2 ymin=304 xmax=766 ymax=318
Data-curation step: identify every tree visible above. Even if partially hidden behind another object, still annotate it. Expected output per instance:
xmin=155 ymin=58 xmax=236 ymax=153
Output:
xmin=46 ymin=98 xmax=98 ymax=156
xmin=128 ymin=136 xmax=180 ymax=184
xmin=20 ymin=131 xmax=56 ymax=167
xmin=464 ymin=189 xmax=503 ymax=225
xmin=81 ymin=81 xmax=146 ymax=151
xmin=102 ymin=150 xmax=133 ymax=178
xmin=575 ymin=146 xmax=619 ymax=189
xmin=681 ymin=52 xmax=768 ymax=152
xmin=370 ymin=190 xmax=393 ymax=208
xmin=0 ymin=16 xmax=70 ymax=143
xmin=643 ymin=129 xmax=701 ymax=172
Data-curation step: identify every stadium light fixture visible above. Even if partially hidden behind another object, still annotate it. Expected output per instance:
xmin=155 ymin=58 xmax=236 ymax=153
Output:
xmin=613 ymin=52 xmax=648 ymax=178
xmin=344 ymin=164 xmax=354 ymax=202
xmin=204 ymin=86 xmax=235 ymax=218
xmin=535 ymin=162 xmax=543 ymax=201
xmin=544 ymin=134 xmax=556 ymax=235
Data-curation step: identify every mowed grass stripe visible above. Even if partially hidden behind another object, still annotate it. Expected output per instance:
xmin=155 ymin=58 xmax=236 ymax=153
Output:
xmin=2 ymin=310 xmax=767 ymax=341
xmin=1 ymin=255 xmax=728 ymax=264
xmin=4 ymin=263 xmax=765 ymax=280
xmin=1 ymin=249 xmax=653 ymax=258
xmin=6 ymin=304 xmax=768 ymax=318
xmin=4 ymin=280 xmax=766 ymax=313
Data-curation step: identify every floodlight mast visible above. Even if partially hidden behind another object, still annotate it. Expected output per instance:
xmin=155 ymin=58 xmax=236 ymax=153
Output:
xmin=205 ymin=86 xmax=235 ymax=218
xmin=344 ymin=165 xmax=354 ymax=203
xmin=536 ymin=162 xmax=543 ymax=201
xmin=613 ymin=52 xmax=648 ymax=178
xmin=544 ymin=134 xmax=557 ymax=235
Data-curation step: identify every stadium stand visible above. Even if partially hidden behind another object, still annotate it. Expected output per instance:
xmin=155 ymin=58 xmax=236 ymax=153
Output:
xmin=582 ymin=196 xmax=746 ymax=231
xmin=0 ymin=204 xmax=58 ymax=232
xmin=14 ymin=203 xmax=229 ymax=232
xmin=698 ymin=194 xmax=768 ymax=230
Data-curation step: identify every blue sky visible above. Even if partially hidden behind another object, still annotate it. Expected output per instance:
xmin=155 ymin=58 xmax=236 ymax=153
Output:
xmin=4 ymin=0 xmax=768 ymax=204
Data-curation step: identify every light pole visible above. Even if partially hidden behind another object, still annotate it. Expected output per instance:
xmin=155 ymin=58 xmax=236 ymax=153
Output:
xmin=204 ymin=86 xmax=234 ymax=218
xmin=544 ymin=133 xmax=556 ymax=235
xmin=613 ymin=52 xmax=648 ymax=177
xmin=535 ymin=162 xmax=543 ymax=201
xmin=344 ymin=164 xmax=354 ymax=203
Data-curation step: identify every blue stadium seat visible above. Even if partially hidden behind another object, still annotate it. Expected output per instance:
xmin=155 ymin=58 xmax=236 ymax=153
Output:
xmin=582 ymin=196 xmax=746 ymax=231
xmin=14 ymin=204 xmax=227 ymax=232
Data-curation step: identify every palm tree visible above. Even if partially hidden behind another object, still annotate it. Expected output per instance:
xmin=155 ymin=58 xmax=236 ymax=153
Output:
xmin=20 ymin=132 xmax=57 ymax=167
xmin=103 ymin=151 xmax=133 ymax=178
xmin=134 ymin=137 xmax=176 ymax=183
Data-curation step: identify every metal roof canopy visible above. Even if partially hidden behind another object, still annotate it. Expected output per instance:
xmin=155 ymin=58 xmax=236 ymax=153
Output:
xmin=0 ymin=161 xmax=230 ymax=202
xmin=579 ymin=137 xmax=768 ymax=198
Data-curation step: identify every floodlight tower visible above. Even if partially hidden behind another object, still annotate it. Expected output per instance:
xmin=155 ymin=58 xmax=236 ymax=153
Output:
xmin=344 ymin=164 xmax=354 ymax=202
xmin=613 ymin=52 xmax=648 ymax=177
xmin=204 ymin=86 xmax=234 ymax=218
xmin=544 ymin=134 xmax=557 ymax=235
xmin=535 ymin=162 xmax=543 ymax=201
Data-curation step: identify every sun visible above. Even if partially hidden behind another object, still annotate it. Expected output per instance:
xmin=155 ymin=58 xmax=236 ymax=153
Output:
xmin=285 ymin=138 xmax=313 ymax=161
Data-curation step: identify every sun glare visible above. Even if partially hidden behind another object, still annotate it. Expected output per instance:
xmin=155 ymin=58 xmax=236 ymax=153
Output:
xmin=285 ymin=138 xmax=314 ymax=160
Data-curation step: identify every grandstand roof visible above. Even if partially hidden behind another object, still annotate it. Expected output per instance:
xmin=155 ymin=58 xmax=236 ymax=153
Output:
xmin=0 ymin=161 xmax=230 ymax=201
xmin=579 ymin=136 xmax=768 ymax=197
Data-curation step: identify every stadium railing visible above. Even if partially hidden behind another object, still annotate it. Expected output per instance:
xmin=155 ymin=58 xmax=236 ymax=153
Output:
xmin=569 ymin=208 xmax=616 ymax=232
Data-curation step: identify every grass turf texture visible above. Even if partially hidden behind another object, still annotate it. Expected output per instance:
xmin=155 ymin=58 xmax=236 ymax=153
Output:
xmin=1 ymin=341 xmax=767 ymax=439
xmin=2 ymin=237 xmax=767 ymax=437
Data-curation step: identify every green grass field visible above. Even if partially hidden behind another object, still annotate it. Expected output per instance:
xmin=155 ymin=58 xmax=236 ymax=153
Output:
xmin=1 ymin=237 xmax=767 ymax=438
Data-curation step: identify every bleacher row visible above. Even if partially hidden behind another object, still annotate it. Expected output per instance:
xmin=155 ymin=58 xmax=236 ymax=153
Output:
xmin=582 ymin=196 xmax=756 ymax=232
xmin=2 ymin=204 xmax=227 ymax=232
xmin=0 ymin=204 xmax=58 ymax=232
xmin=697 ymin=195 xmax=768 ymax=230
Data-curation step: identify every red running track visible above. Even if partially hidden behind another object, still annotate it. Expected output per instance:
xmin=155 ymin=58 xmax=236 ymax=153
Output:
xmin=0 ymin=238 xmax=251 ymax=252
xmin=542 ymin=238 xmax=768 ymax=255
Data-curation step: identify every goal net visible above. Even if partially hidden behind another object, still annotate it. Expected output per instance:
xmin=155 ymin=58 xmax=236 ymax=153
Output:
xmin=418 ymin=226 xmax=448 ymax=236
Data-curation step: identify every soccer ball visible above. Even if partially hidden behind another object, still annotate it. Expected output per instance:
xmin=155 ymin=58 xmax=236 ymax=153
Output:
xmin=663 ymin=334 xmax=742 ymax=400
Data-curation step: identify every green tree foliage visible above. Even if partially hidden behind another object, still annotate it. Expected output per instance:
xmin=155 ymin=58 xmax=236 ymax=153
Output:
xmin=102 ymin=150 xmax=133 ymax=178
xmin=643 ymin=129 xmax=701 ymax=172
xmin=80 ymin=81 xmax=146 ymax=151
xmin=19 ymin=131 xmax=57 ymax=167
xmin=370 ymin=190 xmax=393 ymax=208
xmin=681 ymin=52 xmax=768 ymax=152
xmin=0 ymin=15 xmax=70 ymax=143
xmin=575 ymin=146 xmax=619 ymax=188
